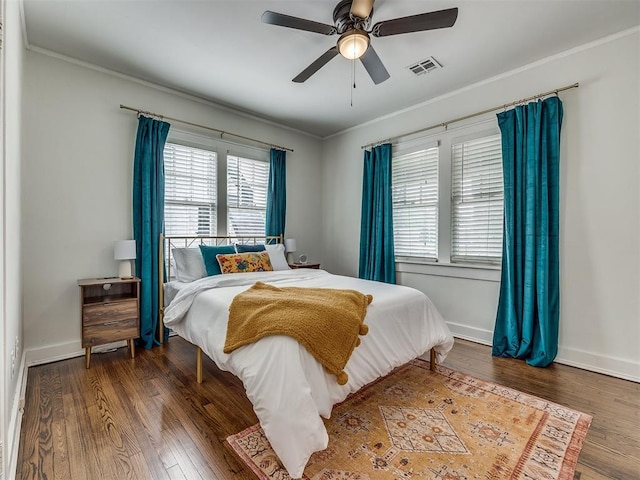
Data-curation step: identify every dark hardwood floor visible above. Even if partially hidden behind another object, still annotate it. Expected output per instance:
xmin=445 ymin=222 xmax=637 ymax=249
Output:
xmin=16 ymin=337 xmax=640 ymax=479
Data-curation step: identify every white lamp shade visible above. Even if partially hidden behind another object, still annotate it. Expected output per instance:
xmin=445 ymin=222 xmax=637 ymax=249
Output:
xmin=114 ymin=240 xmax=136 ymax=260
xmin=284 ymin=238 xmax=297 ymax=253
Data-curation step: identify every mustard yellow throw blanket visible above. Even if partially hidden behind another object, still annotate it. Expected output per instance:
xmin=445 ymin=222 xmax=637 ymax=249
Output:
xmin=224 ymin=282 xmax=372 ymax=385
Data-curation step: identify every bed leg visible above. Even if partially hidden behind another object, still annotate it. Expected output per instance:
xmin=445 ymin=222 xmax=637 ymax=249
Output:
xmin=196 ymin=347 xmax=203 ymax=384
xmin=430 ymin=348 xmax=436 ymax=371
xmin=158 ymin=308 xmax=164 ymax=344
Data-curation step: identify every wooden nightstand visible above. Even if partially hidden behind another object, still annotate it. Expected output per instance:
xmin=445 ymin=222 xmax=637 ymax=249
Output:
xmin=78 ymin=277 xmax=140 ymax=368
xmin=288 ymin=262 xmax=321 ymax=269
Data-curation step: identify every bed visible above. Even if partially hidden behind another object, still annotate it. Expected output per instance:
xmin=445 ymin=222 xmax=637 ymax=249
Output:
xmin=159 ymin=235 xmax=454 ymax=479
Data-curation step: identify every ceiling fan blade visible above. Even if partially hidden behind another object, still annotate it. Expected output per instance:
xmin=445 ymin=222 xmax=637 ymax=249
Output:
xmin=350 ymin=0 xmax=374 ymax=19
xmin=360 ymin=46 xmax=390 ymax=84
xmin=262 ymin=11 xmax=336 ymax=35
xmin=371 ymin=7 xmax=458 ymax=37
xmin=293 ymin=47 xmax=340 ymax=83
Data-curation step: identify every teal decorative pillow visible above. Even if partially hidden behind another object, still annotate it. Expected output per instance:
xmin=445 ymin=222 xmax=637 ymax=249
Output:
xmin=199 ymin=245 xmax=236 ymax=276
xmin=236 ymin=244 xmax=266 ymax=253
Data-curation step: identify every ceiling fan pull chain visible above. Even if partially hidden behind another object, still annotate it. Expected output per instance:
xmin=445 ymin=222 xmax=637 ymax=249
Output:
xmin=351 ymin=57 xmax=356 ymax=107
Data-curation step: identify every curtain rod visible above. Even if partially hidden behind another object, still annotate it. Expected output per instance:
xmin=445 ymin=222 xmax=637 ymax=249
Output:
xmin=119 ymin=104 xmax=294 ymax=153
xmin=361 ymin=82 xmax=579 ymax=150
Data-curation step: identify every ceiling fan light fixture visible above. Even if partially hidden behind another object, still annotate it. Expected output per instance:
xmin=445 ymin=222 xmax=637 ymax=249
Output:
xmin=337 ymin=30 xmax=370 ymax=59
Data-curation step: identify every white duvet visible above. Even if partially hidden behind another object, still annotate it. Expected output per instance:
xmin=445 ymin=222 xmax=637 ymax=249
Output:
xmin=163 ymin=269 xmax=454 ymax=478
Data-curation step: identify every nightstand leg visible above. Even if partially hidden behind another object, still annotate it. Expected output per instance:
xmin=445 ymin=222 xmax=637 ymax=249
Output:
xmin=85 ymin=347 xmax=91 ymax=369
xmin=129 ymin=339 xmax=135 ymax=358
xmin=430 ymin=348 xmax=436 ymax=371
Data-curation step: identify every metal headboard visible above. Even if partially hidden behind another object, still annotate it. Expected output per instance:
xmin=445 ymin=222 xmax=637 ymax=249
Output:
xmin=158 ymin=234 xmax=283 ymax=343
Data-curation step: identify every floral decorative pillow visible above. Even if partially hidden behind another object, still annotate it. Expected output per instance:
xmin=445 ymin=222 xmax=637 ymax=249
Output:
xmin=216 ymin=251 xmax=274 ymax=274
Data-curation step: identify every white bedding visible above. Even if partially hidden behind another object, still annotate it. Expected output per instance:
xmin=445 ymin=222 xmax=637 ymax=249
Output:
xmin=163 ymin=280 xmax=188 ymax=306
xmin=163 ymin=269 xmax=454 ymax=478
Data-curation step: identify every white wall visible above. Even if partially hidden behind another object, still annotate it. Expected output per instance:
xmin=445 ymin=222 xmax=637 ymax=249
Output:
xmin=1 ymin=0 xmax=25 ymax=477
xmin=322 ymin=29 xmax=640 ymax=381
xmin=21 ymin=50 xmax=323 ymax=362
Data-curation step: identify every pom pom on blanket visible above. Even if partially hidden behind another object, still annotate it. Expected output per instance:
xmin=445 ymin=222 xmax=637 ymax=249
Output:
xmin=336 ymin=371 xmax=349 ymax=385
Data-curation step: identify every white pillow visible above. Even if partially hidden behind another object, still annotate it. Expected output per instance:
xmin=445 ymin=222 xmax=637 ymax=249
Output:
xmin=265 ymin=244 xmax=290 ymax=271
xmin=172 ymin=248 xmax=207 ymax=282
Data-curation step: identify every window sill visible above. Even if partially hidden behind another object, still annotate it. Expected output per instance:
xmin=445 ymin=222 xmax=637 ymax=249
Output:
xmin=395 ymin=260 xmax=501 ymax=282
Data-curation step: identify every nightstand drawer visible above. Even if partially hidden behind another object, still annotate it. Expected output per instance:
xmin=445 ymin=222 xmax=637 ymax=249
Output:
xmin=83 ymin=317 xmax=138 ymax=346
xmin=83 ymin=300 xmax=138 ymax=326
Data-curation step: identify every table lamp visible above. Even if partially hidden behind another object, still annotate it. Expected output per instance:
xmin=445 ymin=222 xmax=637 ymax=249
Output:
xmin=284 ymin=238 xmax=297 ymax=264
xmin=114 ymin=240 xmax=136 ymax=278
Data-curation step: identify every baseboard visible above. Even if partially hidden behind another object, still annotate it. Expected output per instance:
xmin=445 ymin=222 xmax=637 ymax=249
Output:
xmin=447 ymin=322 xmax=640 ymax=383
xmin=24 ymin=328 xmax=640 ymax=382
xmin=446 ymin=321 xmax=493 ymax=345
xmin=25 ymin=339 xmax=127 ymax=367
xmin=555 ymin=346 xmax=640 ymax=383
xmin=6 ymin=351 xmax=28 ymax=480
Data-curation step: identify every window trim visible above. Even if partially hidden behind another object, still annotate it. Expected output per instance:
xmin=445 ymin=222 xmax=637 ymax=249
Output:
xmin=396 ymin=260 xmax=501 ymax=282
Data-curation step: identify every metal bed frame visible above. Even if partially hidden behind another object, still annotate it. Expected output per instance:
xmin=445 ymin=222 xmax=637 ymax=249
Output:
xmin=158 ymin=234 xmax=283 ymax=382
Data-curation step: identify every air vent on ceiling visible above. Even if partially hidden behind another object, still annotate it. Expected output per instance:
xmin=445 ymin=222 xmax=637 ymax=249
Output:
xmin=407 ymin=57 xmax=442 ymax=76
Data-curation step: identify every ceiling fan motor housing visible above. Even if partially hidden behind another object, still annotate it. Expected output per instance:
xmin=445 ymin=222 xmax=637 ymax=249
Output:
xmin=333 ymin=0 xmax=372 ymax=33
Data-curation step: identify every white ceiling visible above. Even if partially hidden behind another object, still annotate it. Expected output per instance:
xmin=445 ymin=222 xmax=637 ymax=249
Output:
xmin=23 ymin=0 xmax=640 ymax=137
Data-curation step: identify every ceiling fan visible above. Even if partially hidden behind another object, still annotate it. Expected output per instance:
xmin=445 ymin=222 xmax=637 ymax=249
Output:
xmin=261 ymin=0 xmax=458 ymax=85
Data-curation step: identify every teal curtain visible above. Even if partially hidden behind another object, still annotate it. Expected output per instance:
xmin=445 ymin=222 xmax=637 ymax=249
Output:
xmin=493 ymin=97 xmax=563 ymax=367
xmin=358 ymin=143 xmax=396 ymax=284
xmin=265 ymin=148 xmax=286 ymax=240
xmin=133 ymin=115 xmax=170 ymax=349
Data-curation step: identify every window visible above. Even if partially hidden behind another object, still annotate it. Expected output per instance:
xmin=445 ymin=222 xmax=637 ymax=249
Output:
xmin=227 ymin=155 xmax=269 ymax=236
xmin=164 ymin=143 xmax=217 ymax=236
xmin=391 ymin=124 xmax=503 ymax=270
xmin=163 ymin=137 xmax=270 ymax=238
xmin=392 ymin=145 xmax=439 ymax=260
xmin=451 ymin=134 xmax=503 ymax=264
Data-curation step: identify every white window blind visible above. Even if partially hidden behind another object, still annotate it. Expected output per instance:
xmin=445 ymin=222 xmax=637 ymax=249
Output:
xmin=227 ymin=155 xmax=269 ymax=237
xmin=392 ymin=146 xmax=439 ymax=260
xmin=451 ymin=134 xmax=503 ymax=264
xmin=164 ymin=143 xmax=217 ymax=236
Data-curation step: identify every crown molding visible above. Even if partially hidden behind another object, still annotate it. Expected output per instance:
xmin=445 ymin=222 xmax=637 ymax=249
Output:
xmin=27 ymin=44 xmax=321 ymax=140
xmin=327 ymin=25 xmax=640 ymax=140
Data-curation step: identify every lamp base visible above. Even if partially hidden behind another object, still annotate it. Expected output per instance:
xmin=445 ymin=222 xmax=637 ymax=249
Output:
xmin=118 ymin=260 xmax=133 ymax=279
xmin=287 ymin=252 xmax=295 ymax=264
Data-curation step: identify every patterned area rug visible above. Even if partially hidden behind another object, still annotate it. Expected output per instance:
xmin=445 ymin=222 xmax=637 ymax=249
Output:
xmin=227 ymin=359 xmax=592 ymax=480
